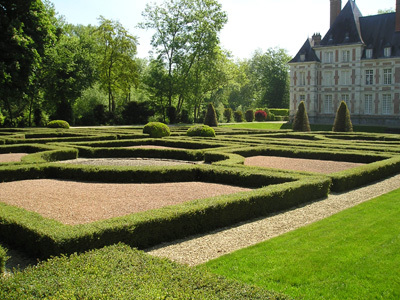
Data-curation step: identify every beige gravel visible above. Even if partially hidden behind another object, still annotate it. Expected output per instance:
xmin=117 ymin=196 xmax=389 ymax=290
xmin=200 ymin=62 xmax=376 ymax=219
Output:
xmin=0 ymin=180 xmax=250 ymax=225
xmin=245 ymin=155 xmax=365 ymax=174
xmin=0 ymin=153 xmax=28 ymax=163
xmin=146 ymin=174 xmax=400 ymax=266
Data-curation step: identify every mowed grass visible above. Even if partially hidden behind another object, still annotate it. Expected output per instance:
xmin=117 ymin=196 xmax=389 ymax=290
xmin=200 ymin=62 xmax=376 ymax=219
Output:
xmin=201 ymin=189 xmax=400 ymax=300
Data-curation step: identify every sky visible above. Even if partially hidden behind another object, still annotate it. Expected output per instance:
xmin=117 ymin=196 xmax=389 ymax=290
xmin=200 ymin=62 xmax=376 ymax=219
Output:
xmin=50 ymin=0 xmax=396 ymax=60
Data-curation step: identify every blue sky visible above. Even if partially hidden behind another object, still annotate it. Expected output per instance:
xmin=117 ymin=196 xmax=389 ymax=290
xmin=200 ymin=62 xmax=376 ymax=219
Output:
xmin=50 ymin=0 xmax=396 ymax=59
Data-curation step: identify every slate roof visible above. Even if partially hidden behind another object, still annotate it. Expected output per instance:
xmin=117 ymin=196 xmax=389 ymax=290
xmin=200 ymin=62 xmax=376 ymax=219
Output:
xmin=290 ymin=0 xmax=400 ymax=63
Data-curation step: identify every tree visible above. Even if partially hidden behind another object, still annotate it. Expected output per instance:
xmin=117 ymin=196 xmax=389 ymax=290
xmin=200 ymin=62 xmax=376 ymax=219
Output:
xmin=204 ymin=103 xmax=218 ymax=127
xmin=140 ymin=0 xmax=227 ymax=117
xmin=249 ymin=48 xmax=291 ymax=109
xmin=42 ymin=24 xmax=98 ymax=123
xmin=293 ymin=101 xmax=311 ymax=132
xmin=96 ymin=16 xmax=139 ymax=115
xmin=333 ymin=101 xmax=353 ymax=132
xmin=0 ymin=0 xmax=55 ymax=125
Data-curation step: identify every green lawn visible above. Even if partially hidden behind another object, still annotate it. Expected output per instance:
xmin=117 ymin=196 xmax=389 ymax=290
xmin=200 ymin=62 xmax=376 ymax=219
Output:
xmin=201 ymin=189 xmax=400 ymax=300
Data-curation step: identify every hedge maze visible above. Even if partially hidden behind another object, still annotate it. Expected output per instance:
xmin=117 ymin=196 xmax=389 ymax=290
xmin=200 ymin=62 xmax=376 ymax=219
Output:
xmin=1 ymin=126 xmax=400 ymax=262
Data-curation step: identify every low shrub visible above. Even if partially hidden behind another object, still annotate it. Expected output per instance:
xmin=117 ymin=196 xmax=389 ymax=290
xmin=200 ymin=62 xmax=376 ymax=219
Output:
xmin=255 ymin=110 xmax=267 ymax=122
xmin=0 ymin=244 xmax=288 ymax=300
xmin=187 ymin=125 xmax=216 ymax=137
xmin=269 ymin=109 xmax=289 ymax=117
xmin=234 ymin=111 xmax=243 ymax=122
xmin=245 ymin=110 xmax=254 ymax=122
xmin=47 ymin=120 xmax=70 ymax=129
xmin=0 ymin=244 xmax=7 ymax=274
xmin=143 ymin=122 xmax=170 ymax=138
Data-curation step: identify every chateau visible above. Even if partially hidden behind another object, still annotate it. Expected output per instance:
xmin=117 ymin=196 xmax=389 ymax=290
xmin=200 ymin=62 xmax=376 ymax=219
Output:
xmin=289 ymin=0 xmax=400 ymax=126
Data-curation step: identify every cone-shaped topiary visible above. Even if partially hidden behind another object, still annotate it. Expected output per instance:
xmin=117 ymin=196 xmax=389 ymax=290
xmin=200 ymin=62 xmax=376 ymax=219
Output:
xmin=292 ymin=101 xmax=311 ymax=132
xmin=333 ymin=101 xmax=353 ymax=132
xmin=223 ymin=108 xmax=232 ymax=123
xmin=204 ymin=103 xmax=218 ymax=127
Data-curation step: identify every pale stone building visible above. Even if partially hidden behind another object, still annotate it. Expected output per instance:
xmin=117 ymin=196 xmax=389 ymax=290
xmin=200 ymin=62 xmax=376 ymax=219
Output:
xmin=289 ymin=0 xmax=400 ymax=126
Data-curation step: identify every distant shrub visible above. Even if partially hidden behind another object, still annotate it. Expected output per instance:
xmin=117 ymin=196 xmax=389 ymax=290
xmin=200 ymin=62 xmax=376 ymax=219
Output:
xmin=255 ymin=110 xmax=267 ymax=122
xmin=187 ymin=125 xmax=216 ymax=137
xmin=167 ymin=106 xmax=177 ymax=124
xmin=245 ymin=110 xmax=254 ymax=122
xmin=223 ymin=108 xmax=233 ymax=123
xmin=0 ymin=244 xmax=7 ymax=274
xmin=204 ymin=103 xmax=218 ymax=127
xmin=292 ymin=101 xmax=311 ymax=132
xmin=122 ymin=101 xmax=153 ymax=125
xmin=269 ymin=109 xmax=289 ymax=117
xmin=47 ymin=120 xmax=70 ymax=129
xmin=143 ymin=122 xmax=170 ymax=138
xmin=234 ymin=111 xmax=243 ymax=122
xmin=333 ymin=101 xmax=353 ymax=132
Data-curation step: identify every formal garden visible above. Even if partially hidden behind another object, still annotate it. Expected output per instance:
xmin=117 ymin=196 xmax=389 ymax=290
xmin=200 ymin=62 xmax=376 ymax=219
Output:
xmin=0 ymin=120 xmax=399 ymax=299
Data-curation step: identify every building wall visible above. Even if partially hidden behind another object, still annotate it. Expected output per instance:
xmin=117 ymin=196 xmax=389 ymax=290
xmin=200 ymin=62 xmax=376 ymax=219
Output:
xmin=290 ymin=45 xmax=400 ymax=126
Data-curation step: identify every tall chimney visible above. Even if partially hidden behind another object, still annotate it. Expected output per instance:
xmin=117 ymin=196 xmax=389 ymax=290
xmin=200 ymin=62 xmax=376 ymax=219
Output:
xmin=330 ymin=0 xmax=342 ymax=27
xmin=396 ymin=0 xmax=400 ymax=32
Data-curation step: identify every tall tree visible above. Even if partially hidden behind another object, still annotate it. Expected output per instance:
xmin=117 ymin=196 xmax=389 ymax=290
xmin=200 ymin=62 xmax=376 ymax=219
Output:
xmin=250 ymin=48 xmax=291 ymax=108
xmin=140 ymin=0 xmax=227 ymax=120
xmin=96 ymin=16 xmax=138 ymax=115
xmin=0 ymin=0 xmax=55 ymax=125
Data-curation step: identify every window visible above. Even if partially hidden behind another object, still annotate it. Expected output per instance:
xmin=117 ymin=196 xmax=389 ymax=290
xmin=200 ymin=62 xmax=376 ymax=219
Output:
xmin=365 ymin=70 xmax=374 ymax=85
xmin=384 ymin=47 xmax=392 ymax=58
xmin=324 ymin=95 xmax=333 ymax=114
xmin=299 ymin=72 xmax=306 ymax=86
xmin=300 ymin=54 xmax=306 ymax=62
xmin=384 ymin=69 xmax=392 ymax=85
xmin=364 ymin=95 xmax=373 ymax=114
xmin=300 ymin=95 xmax=306 ymax=102
xmin=342 ymin=94 xmax=350 ymax=108
xmin=366 ymin=49 xmax=373 ymax=59
xmin=382 ymin=94 xmax=392 ymax=115
xmin=325 ymin=51 xmax=334 ymax=63
xmin=341 ymin=70 xmax=350 ymax=85
xmin=342 ymin=50 xmax=350 ymax=62
xmin=324 ymin=71 xmax=333 ymax=86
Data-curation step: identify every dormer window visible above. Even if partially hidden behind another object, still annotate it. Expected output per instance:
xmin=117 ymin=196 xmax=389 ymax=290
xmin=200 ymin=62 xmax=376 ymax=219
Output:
xmin=300 ymin=54 xmax=306 ymax=62
xmin=366 ymin=49 xmax=373 ymax=59
xmin=384 ymin=47 xmax=392 ymax=58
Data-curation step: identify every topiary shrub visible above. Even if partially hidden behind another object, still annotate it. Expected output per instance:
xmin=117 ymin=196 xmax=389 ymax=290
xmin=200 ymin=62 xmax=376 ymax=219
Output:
xmin=0 ymin=244 xmax=7 ymax=274
xmin=143 ymin=122 xmax=170 ymax=138
xmin=47 ymin=120 xmax=70 ymax=129
xmin=187 ymin=125 xmax=216 ymax=137
xmin=223 ymin=108 xmax=232 ymax=123
xmin=204 ymin=103 xmax=218 ymax=127
xmin=333 ymin=101 xmax=353 ymax=132
xmin=245 ymin=110 xmax=254 ymax=122
xmin=292 ymin=101 xmax=311 ymax=132
xmin=234 ymin=110 xmax=243 ymax=122
xmin=255 ymin=110 xmax=267 ymax=122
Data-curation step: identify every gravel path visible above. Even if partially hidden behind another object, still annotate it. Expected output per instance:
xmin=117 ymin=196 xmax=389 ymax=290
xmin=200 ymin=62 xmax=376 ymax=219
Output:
xmin=146 ymin=174 xmax=400 ymax=266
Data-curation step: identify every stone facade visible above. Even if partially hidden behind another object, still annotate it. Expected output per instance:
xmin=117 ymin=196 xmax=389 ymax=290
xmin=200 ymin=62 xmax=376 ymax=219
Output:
xmin=289 ymin=0 xmax=400 ymax=126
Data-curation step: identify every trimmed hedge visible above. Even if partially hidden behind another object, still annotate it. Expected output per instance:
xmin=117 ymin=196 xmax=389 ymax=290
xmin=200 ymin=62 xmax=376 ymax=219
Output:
xmin=47 ymin=120 xmax=70 ymax=129
xmin=0 ymin=244 xmax=289 ymax=300
xmin=0 ymin=164 xmax=329 ymax=259
xmin=143 ymin=122 xmax=170 ymax=138
xmin=0 ymin=244 xmax=7 ymax=274
xmin=187 ymin=125 xmax=216 ymax=137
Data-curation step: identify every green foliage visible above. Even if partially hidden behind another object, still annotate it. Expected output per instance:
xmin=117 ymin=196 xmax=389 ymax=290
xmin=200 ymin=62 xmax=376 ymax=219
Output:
xmin=203 ymin=189 xmax=400 ymax=300
xmin=269 ymin=108 xmax=289 ymax=116
xmin=187 ymin=125 xmax=216 ymax=137
xmin=245 ymin=109 xmax=254 ymax=122
xmin=333 ymin=101 xmax=353 ymax=132
xmin=122 ymin=101 xmax=154 ymax=125
xmin=224 ymin=108 xmax=233 ymax=122
xmin=0 ymin=244 xmax=7 ymax=274
xmin=47 ymin=120 xmax=70 ymax=129
xmin=292 ymin=101 xmax=311 ymax=132
xmin=234 ymin=110 xmax=244 ymax=122
xmin=143 ymin=122 xmax=170 ymax=138
xmin=204 ymin=103 xmax=218 ymax=127
xmin=0 ymin=244 xmax=287 ymax=300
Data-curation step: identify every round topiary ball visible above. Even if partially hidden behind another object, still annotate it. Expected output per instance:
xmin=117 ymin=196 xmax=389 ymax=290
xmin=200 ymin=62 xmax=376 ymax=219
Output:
xmin=187 ymin=125 xmax=216 ymax=137
xmin=143 ymin=122 xmax=171 ymax=138
xmin=47 ymin=120 xmax=70 ymax=129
